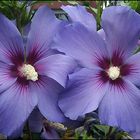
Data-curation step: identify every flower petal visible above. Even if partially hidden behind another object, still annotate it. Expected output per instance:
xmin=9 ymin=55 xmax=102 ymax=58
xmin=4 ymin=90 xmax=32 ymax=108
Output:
xmin=41 ymin=127 xmax=59 ymax=139
xmin=61 ymin=5 xmax=96 ymax=31
xmin=130 ymin=132 xmax=140 ymax=139
xmin=28 ymin=108 xmax=43 ymax=133
xmin=35 ymin=54 xmax=77 ymax=87
xmin=23 ymin=22 xmax=31 ymax=37
xmin=0 ymin=13 xmax=24 ymax=64
xmin=98 ymin=29 xmax=106 ymax=40
xmin=0 ymin=83 xmax=37 ymax=137
xmin=122 ymin=52 xmax=140 ymax=86
xmin=10 ymin=125 xmax=24 ymax=139
xmin=99 ymin=79 xmax=140 ymax=132
xmin=101 ymin=6 xmax=140 ymax=58
xmin=53 ymin=23 xmax=108 ymax=69
xmin=0 ymin=61 xmax=17 ymax=92
xmin=26 ymin=6 xmax=61 ymax=62
xmin=137 ymin=40 xmax=140 ymax=46
xmin=33 ymin=76 xmax=66 ymax=122
xmin=58 ymin=68 xmax=109 ymax=120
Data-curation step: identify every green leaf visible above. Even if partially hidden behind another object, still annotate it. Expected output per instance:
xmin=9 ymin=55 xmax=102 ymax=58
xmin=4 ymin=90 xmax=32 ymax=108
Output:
xmin=94 ymin=125 xmax=113 ymax=136
xmin=67 ymin=1 xmax=79 ymax=5
xmin=89 ymin=6 xmax=97 ymax=14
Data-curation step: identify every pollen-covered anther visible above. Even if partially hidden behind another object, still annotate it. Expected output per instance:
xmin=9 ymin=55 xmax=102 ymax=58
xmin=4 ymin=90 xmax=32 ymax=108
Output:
xmin=107 ymin=66 xmax=120 ymax=80
xmin=20 ymin=64 xmax=38 ymax=81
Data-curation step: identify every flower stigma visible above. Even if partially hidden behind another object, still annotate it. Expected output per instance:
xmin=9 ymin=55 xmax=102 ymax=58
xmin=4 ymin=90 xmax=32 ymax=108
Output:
xmin=20 ymin=64 xmax=38 ymax=81
xmin=107 ymin=66 xmax=120 ymax=80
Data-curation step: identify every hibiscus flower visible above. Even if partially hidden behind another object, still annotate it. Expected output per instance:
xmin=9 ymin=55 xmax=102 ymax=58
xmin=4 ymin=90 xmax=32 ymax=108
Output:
xmin=0 ymin=6 xmax=76 ymax=137
xmin=54 ymin=6 xmax=140 ymax=132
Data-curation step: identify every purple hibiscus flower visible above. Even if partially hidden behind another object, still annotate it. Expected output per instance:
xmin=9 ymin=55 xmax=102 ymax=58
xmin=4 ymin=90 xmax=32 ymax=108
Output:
xmin=0 ymin=6 xmax=76 ymax=137
xmin=53 ymin=6 xmax=140 ymax=132
xmin=61 ymin=5 xmax=96 ymax=32
xmin=62 ymin=5 xmax=140 ymax=46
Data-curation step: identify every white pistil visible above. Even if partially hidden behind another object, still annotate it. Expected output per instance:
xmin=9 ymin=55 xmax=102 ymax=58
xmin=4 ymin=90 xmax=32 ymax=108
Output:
xmin=20 ymin=64 xmax=38 ymax=81
xmin=107 ymin=66 xmax=120 ymax=80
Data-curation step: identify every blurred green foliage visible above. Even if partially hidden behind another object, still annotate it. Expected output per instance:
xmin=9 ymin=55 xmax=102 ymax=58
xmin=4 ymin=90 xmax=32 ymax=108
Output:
xmin=0 ymin=0 xmax=37 ymax=33
xmin=62 ymin=112 xmax=132 ymax=140
xmin=74 ymin=124 xmax=132 ymax=140
xmin=123 ymin=0 xmax=140 ymax=13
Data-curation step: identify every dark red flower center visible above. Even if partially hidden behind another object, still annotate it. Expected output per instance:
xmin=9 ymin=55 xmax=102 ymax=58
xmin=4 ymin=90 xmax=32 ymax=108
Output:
xmin=9 ymin=63 xmax=39 ymax=87
xmin=96 ymin=50 xmax=133 ymax=86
